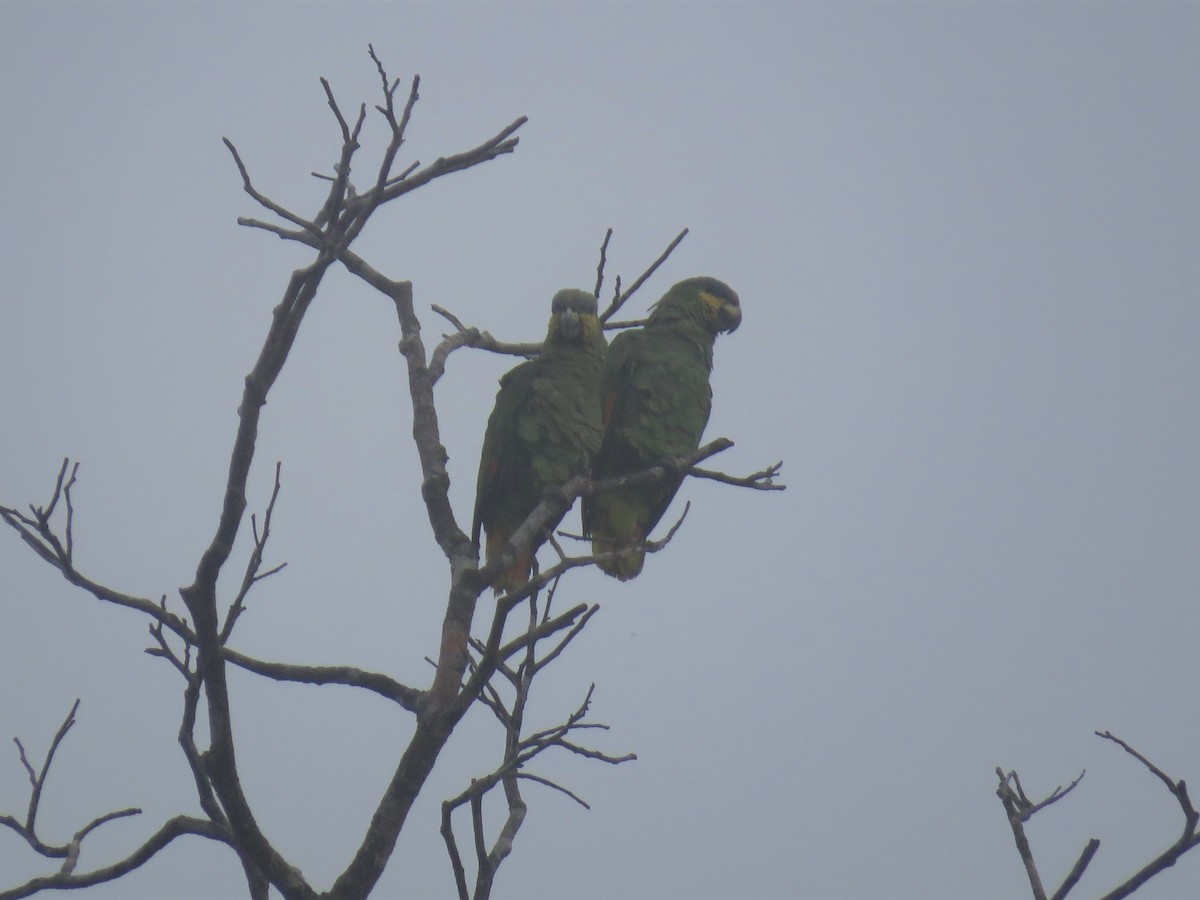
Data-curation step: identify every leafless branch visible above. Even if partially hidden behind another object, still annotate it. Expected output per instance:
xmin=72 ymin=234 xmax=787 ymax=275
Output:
xmin=320 ymin=76 xmax=366 ymax=148
xmin=188 ymin=47 xmax=530 ymax=899
xmin=220 ymin=461 xmax=287 ymax=643
xmin=998 ymin=733 xmax=1200 ymax=900
xmin=0 ymin=816 xmax=228 ymax=900
xmin=430 ymin=303 xmax=469 ymax=332
xmin=33 ymin=458 xmax=73 ymax=528
xmin=309 ymin=62 xmax=530 ymax=900
xmin=510 ymin=686 xmax=636 ymax=771
xmin=146 ymin=596 xmax=193 ymax=679
xmin=515 ymin=772 xmax=591 ymax=809
xmin=1095 ymin=731 xmax=1196 ymax=815
xmin=1000 ymin=767 xmax=1088 ymax=824
xmin=60 ymin=463 xmax=77 ymax=561
xmin=6 ymin=463 xmax=432 ymax=728
xmin=8 ymin=459 xmax=79 ymax=570
xmin=426 ymin=313 xmax=541 ymax=386
xmin=373 ymin=115 xmax=525 ymax=206
xmin=222 ymin=138 xmax=322 ymax=238
xmin=599 ymin=227 xmax=689 ymax=323
xmin=602 ymin=317 xmax=648 ymax=332
xmin=60 ymin=808 xmax=145 ymax=875
xmin=1095 ymin=731 xmax=1200 ymax=900
xmin=1054 ymin=840 xmax=1101 ymax=900
xmin=519 ymin=604 xmax=599 ymax=674
xmin=17 ymin=700 xmax=81 ymax=841
xmin=223 ymin=650 xmax=425 ymax=712
xmin=2 ymin=700 xmax=146 ymax=876
xmin=443 ymin=576 xmax=622 ymax=898
xmin=996 ymin=767 xmax=1055 ymax=900
xmin=690 ymin=459 xmax=786 ymax=491
xmin=995 ymin=765 xmax=1099 ymax=900
xmin=593 ymin=228 xmax=613 ymax=298
xmin=2 ymin=464 xmax=194 ymax=642
xmin=440 ymin=800 xmax=471 ymax=900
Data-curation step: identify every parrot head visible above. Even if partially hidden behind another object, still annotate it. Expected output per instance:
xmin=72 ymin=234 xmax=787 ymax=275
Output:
xmin=651 ymin=276 xmax=742 ymax=335
xmin=547 ymin=288 xmax=602 ymax=345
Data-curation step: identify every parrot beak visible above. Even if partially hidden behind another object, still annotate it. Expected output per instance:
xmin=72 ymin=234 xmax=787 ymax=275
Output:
xmin=558 ymin=309 xmax=583 ymax=340
xmin=718 ymin=301 xmax=742 ymax=334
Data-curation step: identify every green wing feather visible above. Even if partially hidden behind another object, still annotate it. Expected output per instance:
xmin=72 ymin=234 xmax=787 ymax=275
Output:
xmin=583 ymin=277 xmax=741 ymax=580
xmin=474 ymin=290 xmax=606 ymax=593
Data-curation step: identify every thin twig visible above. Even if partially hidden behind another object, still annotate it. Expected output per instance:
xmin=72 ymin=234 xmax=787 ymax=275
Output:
xmin=2 ymin=700 xmax=146 ymax=869
xmin=26 ymin=699 xmax=81 ymax=835
xmin=515 ymin=772 xmax=591 ymax=809
xmin=600 ymin=227 xmax=689 ymax=323
xmin=594 ymin=228 xmax=613 ymax=298
xmin=222 ymin=138 xmax=322 ymax=237
xmin=220 ymin=461 xmax=287 ymax=643
xmin=690 ymin=460 xmax=786 ymax=491
xmin=34 ymin=458 xmax=72 ymax=526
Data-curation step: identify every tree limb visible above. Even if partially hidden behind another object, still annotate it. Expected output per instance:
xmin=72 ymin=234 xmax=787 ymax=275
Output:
xmin=0 ymin=700 xmax=226 ymax=900
xmin=183 ymin=50 xmax=529 ymax=900
xmin=223 ymin=651 xmax=425 ymax=712
xmin=998 ymin=733 xmax=1200 ymax=900
xmin=996 ymin=767 xmax=1055 ymax=900
xmin=0 ymin=816 xmax=229 ymax=900
xmin=1095 ymin=731 xmax=1200 ymax=900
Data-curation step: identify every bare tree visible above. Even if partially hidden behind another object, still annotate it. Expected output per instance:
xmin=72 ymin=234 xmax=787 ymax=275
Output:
xmin=0 ymin=49 xmax=782 ymax=900
xmin=997 ymin=731 xmax=1199 ymax=900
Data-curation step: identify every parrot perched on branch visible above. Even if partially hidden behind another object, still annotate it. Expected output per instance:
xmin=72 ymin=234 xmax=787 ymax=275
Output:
xmin=583 ymin=276 xmax=742 ymax=580
xmin=473 ymin=289 xmax=606 ymax=593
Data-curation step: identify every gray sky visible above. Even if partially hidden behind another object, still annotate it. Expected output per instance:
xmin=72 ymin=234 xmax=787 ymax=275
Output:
xmin=1 ymin=2 xmax=1197 ymax=898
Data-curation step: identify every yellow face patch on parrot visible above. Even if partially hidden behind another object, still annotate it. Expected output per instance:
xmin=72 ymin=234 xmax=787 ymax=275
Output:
xmin=579 ymin=313 xmax=603 ymax=340
xmin=698 ymin=290 xmax=742 ymax=333
xmin=698 ymin=290 xmax=725 ymax=316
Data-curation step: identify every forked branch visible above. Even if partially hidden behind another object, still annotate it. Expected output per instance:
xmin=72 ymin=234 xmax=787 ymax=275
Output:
xmin=189 ymin=49 xmax=529 ymax=900
xmin=598 ymin=227 xmax=689 ymax=323
xmin=0 ymin=816 xmax=228 ymax=900
xmin=0 ymin=700 xmax=225 ymax=900
xmin=442 ymin=577 xmax=633 ymax=899
xmin=220 ymin=461 xmax=287 ymax=643
xmin=998 ymin=732 xmax=1200 ymax=900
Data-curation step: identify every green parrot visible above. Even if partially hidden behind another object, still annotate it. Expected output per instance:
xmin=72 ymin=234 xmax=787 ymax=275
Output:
xmin=473 ymin=289 xmax=607 ymax=593
xmin=582 ymin=276 xmax=742 ymax=580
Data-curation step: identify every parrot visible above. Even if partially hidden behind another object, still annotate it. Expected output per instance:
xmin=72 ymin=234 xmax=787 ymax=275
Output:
xmin=473 ymin=288 xmax=607 ymax=593
xmin=582 ymin=276 xmax=742 ymax=580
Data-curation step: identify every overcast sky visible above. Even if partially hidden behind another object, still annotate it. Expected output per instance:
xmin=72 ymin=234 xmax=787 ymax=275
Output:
xmin=1 ymin=2 xmax=1197 ymax=899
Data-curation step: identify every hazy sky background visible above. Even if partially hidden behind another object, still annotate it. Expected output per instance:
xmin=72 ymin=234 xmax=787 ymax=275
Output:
xmin=1 ymin=2 xmax=1197 ymax=899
